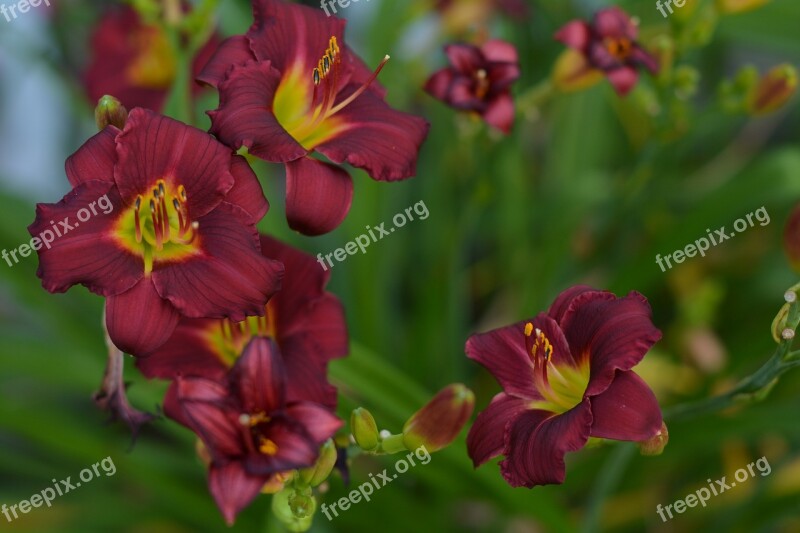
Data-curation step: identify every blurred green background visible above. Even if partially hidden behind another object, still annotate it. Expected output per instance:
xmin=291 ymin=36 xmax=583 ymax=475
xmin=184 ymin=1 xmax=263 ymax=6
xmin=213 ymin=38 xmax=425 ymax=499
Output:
xmin=1 ymin=0 xmax=800 ymax=531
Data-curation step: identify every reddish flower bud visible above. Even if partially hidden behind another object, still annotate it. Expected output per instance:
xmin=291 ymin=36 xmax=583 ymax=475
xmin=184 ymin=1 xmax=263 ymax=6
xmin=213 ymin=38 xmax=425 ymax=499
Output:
xmin=402 ymin=384 xmax=475 ymax=452
xmin=94 ymin=95 xmax=128 ymax=130
xmin=747 ymin=64 xmax=798 ymax=116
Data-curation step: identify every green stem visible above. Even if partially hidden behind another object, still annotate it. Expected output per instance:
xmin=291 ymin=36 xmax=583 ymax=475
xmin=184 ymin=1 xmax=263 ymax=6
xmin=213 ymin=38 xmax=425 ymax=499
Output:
xmin=516 ymin=78 xmax=555 ymax=117
xmin=580 ymin=443 xmax=636 ymax=533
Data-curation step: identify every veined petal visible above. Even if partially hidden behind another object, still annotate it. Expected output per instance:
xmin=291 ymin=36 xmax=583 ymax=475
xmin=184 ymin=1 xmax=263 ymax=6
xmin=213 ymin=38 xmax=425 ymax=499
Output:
xmin=313 ymin=85 xmax=430 ymax=181
xmin=105 ymin=277 xmax=180 ymax=356
xmin=284 ymin=402 xmax=342 ymax=443
xmin=209 ymin=462 xmax=270 ymax=526
xmin=136 ymin=318 xmax=227 ymax=378
xmin=152 ymin=202 xmax=284 ymax=321
xmin=465 ymin=321 xmax=539 ymax=400
xmin=229 ymin=337 xmax=286 ymax=414
xmin=196 ymin=35 xmax=256 ymax=88
xmin=589 ymin=371 xmax=663 ymax=441
xmin=483 ymin=93 xmax=515 ymax=134
xmin=114 ymin=109 xmax=234 ymax=218
xmin=29 ymin=180 xmax=142 ymax=297
xmin=466 ymin=392 xmax=528 ymax=467
xmin=285 ymin=157 xmax=353 ymax=236
xmin=282 ymin=348 xmax=338 ymax=408
xmin=208 ymin=60 xmax=307 ymax=163
xmin=500 ymin=400 xmax=592 ymax=487
xmin=65 ymin=126 xmax=119 ymax=187
xmin=547 ymin=285 xmax=596 ymax=323
xmin=226 ymin=155 xmax=269 ymax=223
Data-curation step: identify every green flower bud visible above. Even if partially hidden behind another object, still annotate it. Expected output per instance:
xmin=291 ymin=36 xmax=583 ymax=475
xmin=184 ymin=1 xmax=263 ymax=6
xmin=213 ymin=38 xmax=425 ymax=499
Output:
xmin=402 ymin=384 xmax=475 ymax=453
xmin=638 ymin=421 xmax=669 ymax=456
xmin=351 ymin=408 xmax=379 ymax=451
xmin=94 ymin=95 xmax=128 ymax=130
xmin=299 ymin=439 xmax=337 ymax=487
xmin=272 ymin=486 xmax=315 ymax=532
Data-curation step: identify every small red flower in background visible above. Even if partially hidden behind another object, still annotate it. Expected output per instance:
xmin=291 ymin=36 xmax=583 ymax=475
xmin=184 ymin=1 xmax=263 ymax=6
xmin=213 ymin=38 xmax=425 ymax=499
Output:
xmin=425 ymin=40 xmax=520 ymax=134
xmin=466 ymin=285 xmax=664 ymax=487
xmin=84 ymin=6 xmax=219 ymax=111
xmin=137 ymin=234 xmax=348 ymax=409
xmin=555 ymin=7 xmax=658 ymax=96
xmin=198 ymin=0 xmax=430 ymax=235
xmin=165 ymin=337 xmax=342 ymax=525
xmin=28 ymin=108 xmax=283 ymax=356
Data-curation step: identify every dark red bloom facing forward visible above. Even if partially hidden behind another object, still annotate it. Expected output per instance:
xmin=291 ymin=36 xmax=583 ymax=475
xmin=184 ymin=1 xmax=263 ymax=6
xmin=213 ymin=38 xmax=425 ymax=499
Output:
xmin=29 ymin=108 xmax=283 ymax=356
xmin=138 ymin=234 xmax=348 ymax=409
xmin=425 ymin=40 xmax=520 ymax=134
xmin=198 ymin=0 xmax=430 ymax=235
xmin=466 ymin=286 xmax=664 ymax=487
xmin=165 ymin=337 xmax=342 ymax=525
xmin=555 ymin=7 xmax=658 ymax=96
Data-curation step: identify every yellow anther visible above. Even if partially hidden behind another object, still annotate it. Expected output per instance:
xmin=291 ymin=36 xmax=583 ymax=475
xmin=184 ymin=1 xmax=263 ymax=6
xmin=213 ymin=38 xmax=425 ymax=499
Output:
xmin=524 ymin=322 xmax=533 ymax=337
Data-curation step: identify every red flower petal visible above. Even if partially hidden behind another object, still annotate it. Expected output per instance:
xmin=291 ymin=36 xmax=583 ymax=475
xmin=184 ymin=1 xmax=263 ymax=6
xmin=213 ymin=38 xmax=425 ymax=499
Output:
xmin=500 ymin=401 xmax=592 ymax=487
xmin=547 ymin=285 xmax=595 ymax=323
xmin=151 ymin=202 xmax=284 ymax=321
xmin=606 ymin=66 xmax=639 ymax=96
xmin=285 ymin=157 xmax=353 ymax=236
xmin=589 ymin=371 xmax=663 ymax=441
xmin=592 ymin=7 xmax=638 ymax=40
xmin=465 ymin=321 xmax=540 ymax=400
xmin=528 ymin=313 xmax=576 ymax=368
xmin=481 ymin=39 xmax=519 ymax=63
xmin=196 ymin=35 xmax=255 ymax=88
xmin=559 ymin=290 xmax=662 ymax=397
xmin=284 ymin=402 xmax=342 ymax=443
xmin=554 ymin=21 xmax=592 ymax=50
xmin=483 ymin=93 xmax=515 ymax=134
xmin=244 ymin=417 xmax=319 ymax=475
xmin=105 ymin=277 xmax=180 ymax=355
xmin=209 ymin=462 xmax=270 ymax=526
xmin=65 ymin=127 xmax=119 ymax=187
xmin=114 ymin=109 xmax=234 ymax=218
xmin=229 ymin=337 xmax=286 ymax=415
xmin=444 ymin=44 xmax=484 ymax=75
xmin=208 ymin=61 xmax=307 ymax=163
xmin=313 ymin=86 xmax=430 ymax=181
xmin=282 ymin=350 xmax=338 ymax=408
xmin=226 ymin=154 xmax=269 ymax=223
xmin=424 ymin=69 xmax=456 ymax=102
xmin=631 ymin=47 xmax=659 ymax=74
xmin=466 ymin=392 xmax=528 ymax=467
xmin=136 ymin=318 xmax=227 ymax=378
xmin=29 ymin=181 xmax=143 ymax=297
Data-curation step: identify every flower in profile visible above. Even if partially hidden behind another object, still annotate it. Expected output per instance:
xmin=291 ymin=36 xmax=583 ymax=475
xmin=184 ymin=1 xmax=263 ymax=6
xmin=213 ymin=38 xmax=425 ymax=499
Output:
xmin=84 ymin=6 xmax=219 ymax=111
xmin=555 ymin=7 xmax=658 ymax=96
xmin=465 ymin=285 xmax=664 ymax=487
xmin=424 ymin=40 xmax=520 ymax=134
xmin=29 ymin=108 xmax=283 ymax=356
xmin=747 ymin=64 xmax=797 ymax=116
xmin=402 ymin=383 xmax=475 ymax=452
xmin=165 ymin=337 xmax=342 ymax=525
xmin=137 ymin=234 xmax=348 ymax=408
xmin=198 ymin=0 xmax=429 ymax=235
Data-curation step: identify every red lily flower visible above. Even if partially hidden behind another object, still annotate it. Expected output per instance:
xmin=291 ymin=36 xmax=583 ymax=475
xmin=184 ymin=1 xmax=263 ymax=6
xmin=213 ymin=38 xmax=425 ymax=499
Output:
xmin=555 ymin=7 xmax=658 ymax=96
xmin=465 ymin=285 xmax=664 ymax=487
xmin=424 ymin=40 xmax=520 ymax=134
xmin=137 ymin=234 xmax=348 ymax=409
xmin=84 ymin=6 xmax=219 ymax=111
xmin=28 ymin=108 xmax=283 ymax=356
xmin=165 ymin=337 xmax=342 ymax=525
xmin=197 ymin=0 xmax=430 ymax=235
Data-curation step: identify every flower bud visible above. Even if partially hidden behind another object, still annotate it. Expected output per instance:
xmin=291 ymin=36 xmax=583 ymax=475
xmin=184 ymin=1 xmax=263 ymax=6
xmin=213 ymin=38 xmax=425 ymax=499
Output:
xmin=747 ymin=64 xmax=798 ymax=116
xmin=94 ymin=95 xmax=128 ymax=130
xmin=638 ymin=421 xmax=669 ymax=456
xmin=716 ymin=0 xmax=769 ymax=14
xmin=272 ymin=486 xmax=315 ymax=532
xmin=299 ymin=439 xmax=337 ymax=487
xmin=771 ymin=302 xmax=792 ymax=343
xmin=402 ymin=384 xmax=475 ymax=453
xmin=351 ymin=408 xmax=380 ymax=451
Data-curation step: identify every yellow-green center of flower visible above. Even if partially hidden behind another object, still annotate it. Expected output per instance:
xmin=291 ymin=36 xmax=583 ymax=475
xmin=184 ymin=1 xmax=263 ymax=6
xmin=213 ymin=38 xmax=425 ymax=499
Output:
xmin=524 ymin=322 xmax=590 ymax=414
xmin=272 ymin=36 xmax=390 ymax=150
xmin=113 ymin=179 xmax=201 ymax=274
xmin=206 ymin=309 xmax=277 ymax=366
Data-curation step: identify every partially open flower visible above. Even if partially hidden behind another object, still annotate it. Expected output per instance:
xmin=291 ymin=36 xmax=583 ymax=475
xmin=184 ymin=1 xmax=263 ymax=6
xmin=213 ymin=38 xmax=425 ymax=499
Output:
xmin=402 ymin=384 xmax=475 ymax=452
xmin=466 ymin=285 xmax=664 ymax=487
xmin=425 ymin=40 xmax=520 ymax=134
xmin=747 ymin=64 xmax=798 ymax=116
xmin=555 ymin=7 xmax=658 ymax=96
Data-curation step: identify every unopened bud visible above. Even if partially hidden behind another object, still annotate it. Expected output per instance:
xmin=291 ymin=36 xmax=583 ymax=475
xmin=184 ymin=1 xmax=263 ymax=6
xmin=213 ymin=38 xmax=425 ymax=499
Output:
xmin=94 ymin=95 xmax=128 ymax=130
xmin=299 ymin=439 xmax=337 ymax=487
xmin=716 ymin=0 xmax=770 ymax=15
xmin=772 ymin=302 xmax=792 ymax=343
xmin=747 ymin=64 xmax=798 ymax=116
xmin=638 ymin=421 xmax=669 ymax=456
xmin=351 ymin=408 xmax=380 ymax=451
xmin=272 ymin=486 xmax=315 ymax=532
xmin=402 ymin=383 xmax=475 ymax=453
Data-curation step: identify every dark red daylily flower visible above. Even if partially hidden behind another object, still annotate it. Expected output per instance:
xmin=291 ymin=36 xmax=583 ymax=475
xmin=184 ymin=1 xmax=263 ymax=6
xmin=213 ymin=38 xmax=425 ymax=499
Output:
xmin=28 ymin=108 xmax=283 ymax=356
xmin=84 ymin=6 xmax=220 ymax=111
xmin=198 ymin=0 xmax=430 ymax=235
xmin=555 ymin=7 xmax=658 ymax=96
xmin=465 ymin=285 xmax=664 ymax=487
xmin=165 ymin=337 xmax=342 ymax=525
xmin=425 ymin=40 xmax=520 ymax=134
xmin=137 ymin=234 xmax=348 ymax=409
